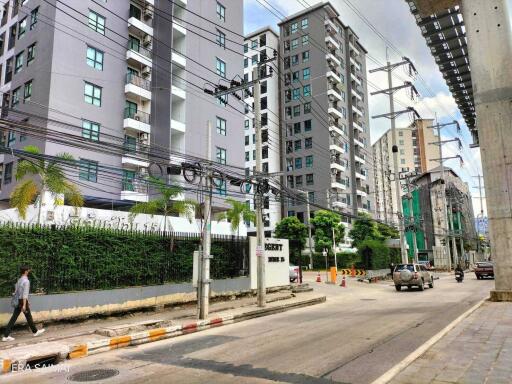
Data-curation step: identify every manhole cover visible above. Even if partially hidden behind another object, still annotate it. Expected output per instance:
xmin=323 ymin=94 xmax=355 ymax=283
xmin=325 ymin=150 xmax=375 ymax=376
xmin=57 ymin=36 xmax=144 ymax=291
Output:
xmin=68 ymin=369 xmax=119 ymax=382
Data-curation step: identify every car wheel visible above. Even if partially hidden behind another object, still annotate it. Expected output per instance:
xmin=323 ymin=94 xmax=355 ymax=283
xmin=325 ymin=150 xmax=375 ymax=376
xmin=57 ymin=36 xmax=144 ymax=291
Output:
xmin=429 ymin=278 xmax=434 ymax=288
xmin=395 ymin=285 xmax=401 ymax=291
xmin=476 ymin=275 xmax=481 ymax=280
xmin=419 ymin=279 xmax=425 ymax=291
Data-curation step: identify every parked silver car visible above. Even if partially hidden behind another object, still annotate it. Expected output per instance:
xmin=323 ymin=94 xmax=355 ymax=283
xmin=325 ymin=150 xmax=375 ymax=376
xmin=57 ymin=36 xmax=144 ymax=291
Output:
xmin=393 ymin=263 xmax=434 ymax=291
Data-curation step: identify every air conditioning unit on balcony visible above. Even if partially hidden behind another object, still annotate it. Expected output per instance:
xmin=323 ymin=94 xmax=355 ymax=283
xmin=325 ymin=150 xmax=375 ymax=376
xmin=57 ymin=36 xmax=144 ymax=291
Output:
xmin=143 ymin=35 xmax=152 ymax=47
xmin=142 ymin=65 xmax=151 ymax=77
xmin=133 ymin=113 xmax=143 ymax=121
xmin=326 ymin=26 xmax=332 ymax=34
xmin=139 ymin=132 xmax=149 ymax=144
xmin=144 ymin=6 xmax=154 ymax=19
xmin=328 ymin=94 xmax=335 ymax=102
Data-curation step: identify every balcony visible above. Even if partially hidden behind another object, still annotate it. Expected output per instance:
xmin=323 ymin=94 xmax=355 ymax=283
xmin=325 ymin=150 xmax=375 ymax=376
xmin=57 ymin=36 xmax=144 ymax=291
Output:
xmin=126 ymin=41 xmax=152 ymax=67
xmin=328 ymin=105 xmax=344 ymax=120
xmin=353 ymin=120 xmax=364 ymax=133
xmin=333 ymin=201 xmax=348 ymax=209
xmin=327 ymin=85 xmax=343 ymax=102
xmin=329 ymin=123 xmax=346 ymax=138
xmin=172 ymin=19 xmax=187 ymax=37
xmin=124 ymin=108 xmax=151 ymax=134
xmin=125 ymin=73 xmax=151 ymax=101
xmin=351 ymin=74 xmax=362 ymax=87
xmin=330 ymin=158 xmax=346 ymax=172
xmin=122 ymin=141 xmax=150 ymax=168
xmin=331 ymin=178 xmax=346 ymax=190
xmin=355 ymin=169 xmax=367 ymax=180
xmin=171 ymin=119 xmax=186 ymax=133
xmin=355 ymin=152 xmax=366 ymax=164
xmin=354 ymin=136 xmax=365 ymax=148
xmin=349 ymin=40 xmax=360 ymax=56
xmin=324 ymin=18 xmax=337 ymax=35
xmin=327 ymin=70 xmax=342 ymax=84
xmin=171 ymin=84 xmax=186 ymax=100
xmin=121 ymin=180 xmax=149 ymax=202
xmin=171 ymin=51 xmax=186 ymax=67
xmin=329 ymin=139 xmax=344 ymax=155
xmin=326 ymin=52 xmax=341 ymax=67
xmin=325 ymin=35 xmax=340 ymax=50
xmin=357 ymin=187 xmax=368 ymax=197
xmin=128 ymin=14 xmax=153 ymax=38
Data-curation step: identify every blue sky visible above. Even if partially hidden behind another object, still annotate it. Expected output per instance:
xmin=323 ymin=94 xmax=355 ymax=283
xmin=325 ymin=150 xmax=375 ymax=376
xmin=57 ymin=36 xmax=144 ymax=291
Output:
xmin=243 ymin=0 xmax=512 ymax=216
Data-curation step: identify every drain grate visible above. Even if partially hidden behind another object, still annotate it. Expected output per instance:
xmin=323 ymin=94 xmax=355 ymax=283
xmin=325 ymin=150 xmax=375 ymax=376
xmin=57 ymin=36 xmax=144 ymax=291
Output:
xmin=68 ymin=369 xmax=119 ymax=382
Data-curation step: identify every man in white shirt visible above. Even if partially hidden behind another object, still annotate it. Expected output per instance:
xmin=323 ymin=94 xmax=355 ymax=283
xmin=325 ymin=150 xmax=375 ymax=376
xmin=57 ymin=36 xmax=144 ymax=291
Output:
xmin=2 ymin=266 xmax=45 ymax=342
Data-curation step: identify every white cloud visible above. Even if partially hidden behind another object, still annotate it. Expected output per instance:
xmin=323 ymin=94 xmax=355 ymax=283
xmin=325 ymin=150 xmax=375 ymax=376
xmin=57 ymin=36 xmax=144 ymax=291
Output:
xmin=414 ymin=92 xmax=459 ymax=120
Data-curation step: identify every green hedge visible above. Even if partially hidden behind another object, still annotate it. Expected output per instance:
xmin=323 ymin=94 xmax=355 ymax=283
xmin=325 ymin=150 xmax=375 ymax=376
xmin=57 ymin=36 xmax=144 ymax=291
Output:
xmin=0 ymin=223 xmax=247 ymax=297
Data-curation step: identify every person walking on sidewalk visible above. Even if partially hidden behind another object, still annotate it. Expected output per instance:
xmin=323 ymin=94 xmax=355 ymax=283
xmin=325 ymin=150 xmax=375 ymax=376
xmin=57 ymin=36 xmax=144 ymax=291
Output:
xmin=2 ymin=266 xmax=45 ymax=342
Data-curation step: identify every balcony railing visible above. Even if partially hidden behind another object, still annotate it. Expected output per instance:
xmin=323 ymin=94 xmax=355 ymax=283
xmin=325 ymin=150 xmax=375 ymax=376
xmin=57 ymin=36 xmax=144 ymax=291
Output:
xmin=122 ymin=180 xmax=149 ymax=194
xmin=127 ymin=40 xmax=152 ymax=59
xmin=124 ymin=107 xmax=151 ymax=124
xmin=126 ymin=72 xmax=151 ymax=91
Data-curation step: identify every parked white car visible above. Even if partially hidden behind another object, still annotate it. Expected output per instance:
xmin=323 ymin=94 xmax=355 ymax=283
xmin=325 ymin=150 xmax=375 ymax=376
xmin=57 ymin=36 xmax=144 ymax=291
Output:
xmin=289 ymin=264 xmax=299 ymax=282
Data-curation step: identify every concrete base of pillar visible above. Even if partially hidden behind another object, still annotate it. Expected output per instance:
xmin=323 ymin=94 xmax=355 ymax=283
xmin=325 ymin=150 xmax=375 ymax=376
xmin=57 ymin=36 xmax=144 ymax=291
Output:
xmin=490 ymin=290 xmax=512 ymax=302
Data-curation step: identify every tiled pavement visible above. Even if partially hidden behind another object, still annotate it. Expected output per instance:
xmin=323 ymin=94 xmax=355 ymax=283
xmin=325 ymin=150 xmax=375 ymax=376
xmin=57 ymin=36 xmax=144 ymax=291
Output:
xmin=392 ymin=301 xmax=512 ymax=384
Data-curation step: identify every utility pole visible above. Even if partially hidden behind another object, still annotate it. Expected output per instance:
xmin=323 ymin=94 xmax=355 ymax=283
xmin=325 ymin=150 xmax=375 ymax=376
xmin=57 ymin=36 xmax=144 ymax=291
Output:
xmin=253 ymin=66 xmax=266 ymax=307
xmin=332 ymin=227 xmax=337 ymax=273
xmin=473 ymin=175 xmax=485 ymax=256
xmin=428 ymin=119 xmax=462 ymax=270
xmin=370 ymin=56 xmax=420 ymax=264
xmin=199 ymin=121 xmax=212 ymax=319
xmin=401 ymin=171 xmax=419 ymax=263
xmin=205 ymin=50 xmax=276 ymax=308
xmin=298 ymin=189 xmax=314 ymax=273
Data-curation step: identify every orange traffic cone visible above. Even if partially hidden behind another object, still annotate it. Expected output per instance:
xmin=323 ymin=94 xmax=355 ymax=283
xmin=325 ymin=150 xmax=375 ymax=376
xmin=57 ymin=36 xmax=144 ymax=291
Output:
xmin=340 ymin=275 xmax=346 ymax=287
xmin=316 ymin=273 xmax=321 ymax=282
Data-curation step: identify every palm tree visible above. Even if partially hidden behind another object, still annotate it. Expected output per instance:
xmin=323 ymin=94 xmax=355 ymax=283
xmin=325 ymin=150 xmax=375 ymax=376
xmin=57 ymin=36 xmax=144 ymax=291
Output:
xmin=129 ymin=176 xmax=197 ymax=232
xmin=10 ymin=145 xmax=84 ymax=223
xmin=216 ymin=198 xmax=256 ymax=236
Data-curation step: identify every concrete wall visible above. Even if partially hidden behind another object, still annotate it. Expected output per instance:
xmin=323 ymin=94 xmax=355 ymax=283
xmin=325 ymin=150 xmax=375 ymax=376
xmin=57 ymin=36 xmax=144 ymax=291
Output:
xmin=0 ymin=277 xmax=251 ymax=326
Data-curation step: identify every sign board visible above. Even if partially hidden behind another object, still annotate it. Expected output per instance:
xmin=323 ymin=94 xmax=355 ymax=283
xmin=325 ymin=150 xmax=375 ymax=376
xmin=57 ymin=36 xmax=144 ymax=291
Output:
xmin=249 ymin=237 xmax=289 ymax=289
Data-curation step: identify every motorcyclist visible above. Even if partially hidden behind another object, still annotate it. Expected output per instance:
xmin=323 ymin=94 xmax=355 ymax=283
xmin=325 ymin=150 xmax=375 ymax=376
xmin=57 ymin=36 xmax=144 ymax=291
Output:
xmin=455 ymin=264 xmax=464 ymax=279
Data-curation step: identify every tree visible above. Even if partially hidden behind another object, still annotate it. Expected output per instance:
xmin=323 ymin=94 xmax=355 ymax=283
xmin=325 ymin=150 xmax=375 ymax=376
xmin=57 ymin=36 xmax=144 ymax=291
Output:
xmin=215 ymin=198 xmax=256 ymax=236
xmin=310 ymin=210 xmax=345 ymax=253
xmin=358 ymin=239 xmax=390 ymax=270
xmin=129 ymin=176 xmax=196 ymax=232
xmin=349 ymin=213 xmax=382 ymax=248
xmin=274 ymin=216 xmax=308 ymax=262
xmin=376 ymin=222 xmax=399 ymax=239
xmin=10 ymin=145 xmax=83 ymax=223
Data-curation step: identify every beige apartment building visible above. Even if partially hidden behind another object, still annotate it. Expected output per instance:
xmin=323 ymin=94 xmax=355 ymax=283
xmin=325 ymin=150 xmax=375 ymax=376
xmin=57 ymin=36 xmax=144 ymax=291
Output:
xmin=373 ymin=118 xmax=438 ymax=225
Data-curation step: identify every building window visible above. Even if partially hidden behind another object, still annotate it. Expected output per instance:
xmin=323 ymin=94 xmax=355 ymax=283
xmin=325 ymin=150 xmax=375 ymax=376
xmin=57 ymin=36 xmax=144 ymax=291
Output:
xmin=302 ymin=51 xmax=310 ymax=62
xmin=86 ymin=46 xmax=104 ymax=70
xmin=30 ymin=7 xmax=38 ymax=30
xmin=305 ymin=137 xmax=312 ymax=149
xmin=304 ymin=119 xmax=312 ymax=132
xmin=18 ymin=17 xmax=27 ymax=39
xmin=23 ymin=80 xmax=32 ymax=102
xmin=399 ymin=139 xmax=404 ymax=145
xmin=291 ymin=38 xmax=298 ymax=50
xmin=14 ymin=52 xmax=23 ymax=73
xmin=306 ymin=155 xmax=313 ymax=167
xmin=243 ymin=58 xmax=248 ymax=68
xmin=291 ymin=22 xmax=298 ymax=34
xmin=293 ymin=105 xmax=300 ymax=117
xmin=27 ymin=43 xmax=36 ymax=65
xmin=301 ymin=18 xmax=308 ymax=29
xmin=302 ymin=35 xmax=309 ymax=46
xmin=84 ymin=82 xmax=102 ymax=106
xmin=4 ymin=162 xmax=13 ymax=185
xmin=244 ymin=120 xmax=249 ymax=130
xmin=244 ymin=135 xmax=249 ymax=146
xmin=262 ymin=146 xmax=268 ymax=159
xmin=303 ymin=68 xmax=310 ymax=80
xmin=292 ymin=88 xmax=300 ymax=100
xmin=245 ymin=151 xmax=249 ymax=161
xmin=216 ymin=57 xmax=226 ymax=78
xmin=79 ymin=159 xmax=98 ymax=182
xmin=216 ymin=2 xmax=225 ymax=21
xmin=217 ymin=30 xmax=225 ymax=48
xmin=292 ymin=71 xmax=299 ymax=83
xmin=295 ymin=158 xmax=302 ymax=169
xmin=303 ymin=85 xmax=311 ymax=97
xmin=401 ymin=158 xmax=405 ymax=164
xmin=216 ymin=116 xmax=226 ymax=136
xmin=251 ymin=54 xmax=258 ymax=65
xmin=294 ymin=122 xmax=301 ymax=134
xmin=400 ymin=149 xmax=404 ymax=155
xmin=217 ymin=179 xmax=227 ymax=196
xmin=82 ymin=120 xmax=100 ymax=141
xmin=11 ymin=87 xmax=20 ymax=107
xmin=243 ymin=43 xmax=248 ymax=53
xmin=88 ymin=10 xmax=105 ymax=35
xmin=295 ymin=175 xmax=303 ymax=187
xmin=304 ymin=102 xmax=311 ymax=114
xmin=216 ymin=147 xmax=226 ymax=164
xmin=306 ymin=173 xmax=314 ymax=185
xmin=294 ymin=139 xmax=301 ymax=151
xmin=399 ymin=131 xmax=403 ymax=136
xmin=7 ymin=131 xmax=15 ymax=147
xmin=291 ymin=55 xmax=299 ymax=66
xmin=308 ymin=191 xmax=315 ymax=202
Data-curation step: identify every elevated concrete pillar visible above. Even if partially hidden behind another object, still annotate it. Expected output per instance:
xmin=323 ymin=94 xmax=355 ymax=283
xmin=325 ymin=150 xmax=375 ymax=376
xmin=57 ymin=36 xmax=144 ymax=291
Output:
xmin=460 ymin=0 xmax=512 ymax=301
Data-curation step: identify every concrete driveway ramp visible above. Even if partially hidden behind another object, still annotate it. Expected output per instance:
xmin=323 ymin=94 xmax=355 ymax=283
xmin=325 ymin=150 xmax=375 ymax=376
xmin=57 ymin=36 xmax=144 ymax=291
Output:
xmin=0 ymin=341 xmax=69 ymax=373
xmin=95 ymin=319 xmax=170 ymax=337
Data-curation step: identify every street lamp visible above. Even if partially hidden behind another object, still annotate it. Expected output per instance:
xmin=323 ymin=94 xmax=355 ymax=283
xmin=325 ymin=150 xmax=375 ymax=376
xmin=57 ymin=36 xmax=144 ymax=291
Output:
xmin=322 ymin=248 xmax=328 ymax=282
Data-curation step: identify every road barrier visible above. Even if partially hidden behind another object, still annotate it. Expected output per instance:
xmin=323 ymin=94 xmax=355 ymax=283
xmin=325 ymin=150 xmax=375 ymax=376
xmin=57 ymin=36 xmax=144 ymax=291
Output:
xmin=339 ymin=269 xmax=365 ymax=276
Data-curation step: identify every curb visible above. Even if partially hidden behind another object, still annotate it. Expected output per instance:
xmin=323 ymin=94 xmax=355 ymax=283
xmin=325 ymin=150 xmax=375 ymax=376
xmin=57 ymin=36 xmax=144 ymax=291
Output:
xmin=370 ymin=297 xmax=487 ymax=384
xmin=1 ymin=295 xmax=325 ymax=373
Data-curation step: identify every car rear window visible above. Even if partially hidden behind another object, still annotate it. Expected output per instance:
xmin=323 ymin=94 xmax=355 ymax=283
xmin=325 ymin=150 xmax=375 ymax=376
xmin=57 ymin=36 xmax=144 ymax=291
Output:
xmin=477 ymin=262 xmax=493 ymax=267
xmin=396 ymin=264 xmax=414 ymax=272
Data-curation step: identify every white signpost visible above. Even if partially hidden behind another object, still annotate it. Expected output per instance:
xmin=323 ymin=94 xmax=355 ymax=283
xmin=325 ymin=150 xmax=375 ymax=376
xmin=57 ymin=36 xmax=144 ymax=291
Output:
xmin=250 ymin=237 xmax=289 ymax=290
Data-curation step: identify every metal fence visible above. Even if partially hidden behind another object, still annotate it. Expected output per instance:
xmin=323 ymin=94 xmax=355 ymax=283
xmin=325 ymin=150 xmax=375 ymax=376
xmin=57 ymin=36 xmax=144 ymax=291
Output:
xmin=0 ymin=222 xmax=249 ymax=296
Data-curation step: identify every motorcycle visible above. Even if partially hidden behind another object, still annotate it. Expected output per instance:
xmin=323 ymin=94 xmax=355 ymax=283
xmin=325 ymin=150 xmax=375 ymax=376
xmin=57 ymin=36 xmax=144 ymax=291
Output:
xmin=455 ymin=271 xmax=464 ymax=283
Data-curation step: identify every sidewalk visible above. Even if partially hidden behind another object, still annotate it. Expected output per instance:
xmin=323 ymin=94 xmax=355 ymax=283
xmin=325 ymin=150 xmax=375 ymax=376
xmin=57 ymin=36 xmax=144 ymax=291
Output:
xmin=0 ymin=289 xmax=325 ymax=373
xmin=392 ymin=300 xmax=512 ymax=384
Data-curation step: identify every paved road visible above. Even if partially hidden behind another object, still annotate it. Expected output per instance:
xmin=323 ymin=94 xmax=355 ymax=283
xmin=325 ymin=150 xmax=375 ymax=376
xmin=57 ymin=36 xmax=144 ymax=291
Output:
xmin=1 ymin=273 xmax=493 ymax=384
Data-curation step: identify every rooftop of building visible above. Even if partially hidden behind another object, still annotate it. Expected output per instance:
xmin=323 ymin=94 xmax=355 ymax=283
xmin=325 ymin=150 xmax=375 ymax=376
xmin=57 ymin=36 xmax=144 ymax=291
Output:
xmin=244 ymin=26 xmax=279 ymax=41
